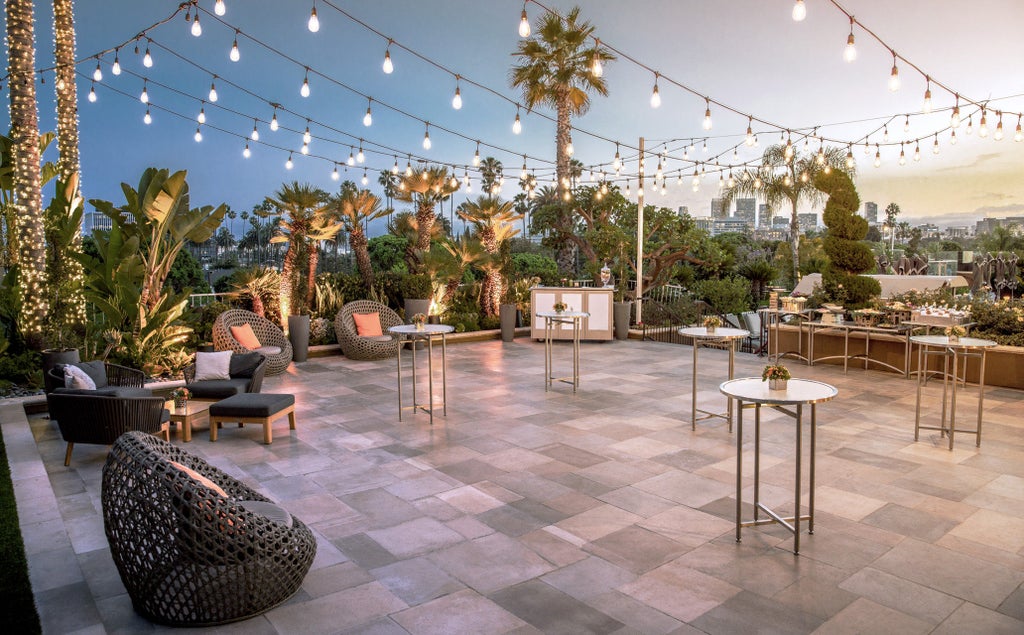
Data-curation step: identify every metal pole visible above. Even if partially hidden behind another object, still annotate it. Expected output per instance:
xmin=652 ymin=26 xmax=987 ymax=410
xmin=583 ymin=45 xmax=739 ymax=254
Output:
xmin=636 ymin=137 xmax=645 ymax=324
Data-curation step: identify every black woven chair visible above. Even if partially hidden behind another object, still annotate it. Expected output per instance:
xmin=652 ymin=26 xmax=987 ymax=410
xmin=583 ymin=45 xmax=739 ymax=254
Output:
xmin=48 ymin=361 xmax=146 ymax=393
xmin=46 ymin=392 xmax=168 ymax=465
xmin=183 ymin=352 xmax=267 ymax=399
xmin=102 ymin=431 xmax=317 ymax=626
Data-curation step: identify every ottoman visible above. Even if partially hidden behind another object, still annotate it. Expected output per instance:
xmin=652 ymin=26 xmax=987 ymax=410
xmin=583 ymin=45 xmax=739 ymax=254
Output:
xmin=209 ymin=393 xmax=296 ymax=444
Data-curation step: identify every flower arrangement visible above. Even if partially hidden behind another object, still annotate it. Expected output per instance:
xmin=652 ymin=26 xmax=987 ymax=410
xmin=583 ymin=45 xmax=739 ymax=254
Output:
xmin=761 ymin=364 xmax=791 ymax=382
xmin=552 ymin=302 xmax=568 ymax=313
xmin=703 ymin=316 xmax=722 ymax=329
xmin=945 ymin=325 xmax=966 ymax=339
xmin=412 ymin=313 xmax=427 ymax=326
xmin=171 ymin=387 xmax=191 ymax=400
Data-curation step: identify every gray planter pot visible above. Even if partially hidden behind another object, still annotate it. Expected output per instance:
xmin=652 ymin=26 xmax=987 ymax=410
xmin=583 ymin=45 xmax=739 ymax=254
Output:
xmin=613 ymin=302 xmax=632 ymax=340
xmin=404 ymin=299 xmax=431 ymax=323
xmin=288 ymin=314 xmax=311 ymax=362
xmin=42 ymin=348 xmax=80 ymax=394
xmin=500 ymin=304 xmax=517 ymax=342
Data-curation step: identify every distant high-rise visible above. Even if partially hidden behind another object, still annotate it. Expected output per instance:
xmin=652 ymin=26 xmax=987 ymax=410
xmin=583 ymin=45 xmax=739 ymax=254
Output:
xmin=864 ymin=201 xmax=878 ymax=224
xmin=735 ymin=198 xmax=756 ymax=224
xmin=677 ymin=205 xmax=689 ymax=217
xmin=710 ymin=197 xmax=727 ymax=219
xmin=758 ymin=203 xmax=774 ymax=228
xmin=797 ymin=213 xmax=818 ymax=232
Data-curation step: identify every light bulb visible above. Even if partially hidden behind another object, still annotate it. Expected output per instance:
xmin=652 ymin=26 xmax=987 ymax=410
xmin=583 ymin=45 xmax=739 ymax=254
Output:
xmin=950 ymin=129 xmax=957 ymax=145
xmin=565 ymin=142 xmax=574 ymax=156
xmin=898 ymin=147 xmax=906 ymax=165
xmin=194 ymin=127 xmax=202 ymax=142
xmin=347 ymin=152 xmax=355 ymax=166
xmin=362 ymin=170 xmax=368 ymax=186
xmin=702 ymin=105 xmax=712 ymax=130
xmin=784 ymin=174 xmax=792 ymax=186
xmin=215 ymin=0 xmax=226 ymax=16
xmin=994 ymin=116 xmax=1003 ymax=141
xmin=843 ymin=32 xmax=857 ymax=62
xmin=518 ymin=9 xmax=530 ymax=37
xmin=93 ymin=62 xmax=102 ymax=81
xmin=143 ymin=48 xmax=153 ymax=67
xmin=452 ymin=85 xmax=462 ymax=110
xmin=423 ymin=128 xmax=431 ymax=150
xmin=951 ymin=101 xmax=961 ymax=128
xmin=111 ymin=55 xmax=121 ymax=75
xmin=143 ymin=109 xmax=151 ymax=124
xmin=209 ymin=82 xmax=218 ymax=102
xmin=650 ymin=82 xmax=661 ymax=108
xmin=922 ymin=87 xmax=932 ymax=113
xmin=718 ymin=175 xmax=725 ymax=189
xmin=792 ymin=0 xmax=806 ymax=21
xmin=966 ymin=116 xmax=973 ymax=135
xmin=521 ymin=163 xmax=528 ymax=179
xmin=139 ymin=85 xmax=148 ymax=103
xmin=230 ymin=39 xmax=240 ymax=62
xmin=332 ymin=166 xmax=340 ymax=180
xmin=913 ymin=144 xmax=921 ymax=161
xmin=874 ymin=149 xmax=881 ymax=167
xmin=883 ymin=126 xmax=889 ymax=143
xmin=363 ymin=105 xmax=372 ymax=126
xmin=1015 ymin=117 xmax=1023 ymax=142
xmin=591 ymin=50 xmax=602 ymax=77
xmin=846 ymin=149 xmax=855 ymax=168
xmin=301 ymin=143 xmax=309 ymax=155
xmin=251 ymin=122 xmax=259 ymax=141
xmin=191 ymin=13 xmax=202 ymax=37
xmin=978 ymin=112 xmax=988 ymax=138
xmin=754 ymin=176 xmax=762 ymax=189
xmin=450 ymin=176 xmax=459 ymax=188
xmin=243 ymin=144 xmax=251 ymax=158
xmin=303 ymin=127 xmax=312 ymax=144
xmin=661 ymin=183 xmax=667 ymax=195
xmin=702 ymin=139 xmax=708 ymax=152
xmin=473 ymin=146 xmax=480 ymax=166
xmin=308 ymin=5 xmax=320 ymax=32
xmin=800 ymin=170 xmax=809 ymax=182
xmin=357 ymin=147 xmax=365 ymax=163
xmin=300 ymin=74 xmax=310 ymax=97
xmin=903 ymin=116 xmax=910 ymax=133
xmin=512 ymin=112 xmax=522 ymax=134
xmin=405 ymin=160 xmax=412 ymax=177
xmin=392 ymin=158 xmax=399 ymax=174
xmin=88 ymin=85 xmax=97 ymax=102
xmin=745 ymin=124 xmax=754 ymax=147
xmin=888 ymin=62 xmax=900 ymax=92
xmin=613 ymin=148 xmax=621 ymax=171
xmin=286 ymin=154 xmax=293 ymax=169
xmin=197 ymin=107 xmax=206 ymax=124
xmin=382 ymin=49 xmax=393 ymax=74
xmin=270 ymin=112 xmax=279 ymax=131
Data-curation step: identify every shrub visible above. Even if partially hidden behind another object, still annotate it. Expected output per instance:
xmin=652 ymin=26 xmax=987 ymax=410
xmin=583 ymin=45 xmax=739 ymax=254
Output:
xmin=368 ymin=234 xmax=409 ymax=273
xmin=512 ymin=253 xmax=558 ymax=285
xmin=309 ymin=317 xmax=335 ymax=345
xmin=692 ymin=277 xmax=752 ymax=314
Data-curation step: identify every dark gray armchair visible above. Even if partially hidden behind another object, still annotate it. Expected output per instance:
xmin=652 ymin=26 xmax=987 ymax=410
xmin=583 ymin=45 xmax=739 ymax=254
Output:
xmin=183 ymin=352 xmax=267 ymax=399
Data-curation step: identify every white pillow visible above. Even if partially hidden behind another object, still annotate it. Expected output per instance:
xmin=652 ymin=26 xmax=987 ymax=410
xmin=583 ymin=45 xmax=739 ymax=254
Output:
xmin=63 ymin=364 xmax=97 ymax=390
xmin=194 ymin=351 xmax=233 ymax=381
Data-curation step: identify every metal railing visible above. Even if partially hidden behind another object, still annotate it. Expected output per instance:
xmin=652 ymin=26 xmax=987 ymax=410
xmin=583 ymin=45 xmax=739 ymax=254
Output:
xmin=188 ymin=292 xmax=232 ymax=308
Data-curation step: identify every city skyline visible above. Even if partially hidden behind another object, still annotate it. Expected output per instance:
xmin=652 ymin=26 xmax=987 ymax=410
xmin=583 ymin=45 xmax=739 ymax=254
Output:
xmin=4 ymin=1 xmax=1022 ymax=235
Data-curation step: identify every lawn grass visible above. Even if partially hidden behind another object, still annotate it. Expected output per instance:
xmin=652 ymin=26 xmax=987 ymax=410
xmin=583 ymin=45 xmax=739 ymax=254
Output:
xmin=0 ymin=423 xmax=42 ymax=634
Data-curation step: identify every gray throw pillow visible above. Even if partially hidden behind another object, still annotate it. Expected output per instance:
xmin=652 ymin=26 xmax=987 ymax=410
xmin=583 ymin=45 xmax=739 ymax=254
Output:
xmin=76 ymin=360 xmax=108 ymax=388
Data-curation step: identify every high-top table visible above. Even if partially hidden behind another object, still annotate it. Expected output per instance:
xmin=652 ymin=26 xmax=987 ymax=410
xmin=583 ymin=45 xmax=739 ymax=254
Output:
xmin=720 ymin=377 xmax=838 ymax=554
xmin=389 ymin=324 xmax=454 ymax=425
xmin=537 ymin=310 xmax=589 ymax=392
xmin=911 ymin=334 xmax=997 ymax=449
xmin=679 ymin=326 xmax=749 ymax=431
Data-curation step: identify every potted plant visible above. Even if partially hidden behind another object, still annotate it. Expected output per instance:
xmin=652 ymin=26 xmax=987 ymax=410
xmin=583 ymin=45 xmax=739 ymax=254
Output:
xmin=553 ymin=301 xmax=568 ymax=314
xmin=762 ymin=363 xmax=791 ymax=390
xmin=412 ymin=313 xmax=427 ymax=331
xmin=703 ymin=315 xmax=722 ymax=333
xmin=171 ymin=387 xmax=191 ymax=409
xmin=945 ymin=325 xmax=966 ymax=342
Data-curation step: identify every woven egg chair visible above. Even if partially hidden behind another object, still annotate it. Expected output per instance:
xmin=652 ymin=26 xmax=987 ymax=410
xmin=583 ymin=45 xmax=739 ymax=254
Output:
xmin=334 ymin=300 xmax=403 ymax=360
xmin=212 ymin=309 xmax=293 ymax=375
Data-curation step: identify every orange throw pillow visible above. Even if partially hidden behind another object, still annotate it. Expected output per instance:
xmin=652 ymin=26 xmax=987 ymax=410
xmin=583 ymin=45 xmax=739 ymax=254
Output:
xmin=353 ymin=312 xmax=383 ymax=337
xmin=169 ymin=461 xmax=228 ymax=497
xmin=230 ymin=323 xmax=261 ymax=350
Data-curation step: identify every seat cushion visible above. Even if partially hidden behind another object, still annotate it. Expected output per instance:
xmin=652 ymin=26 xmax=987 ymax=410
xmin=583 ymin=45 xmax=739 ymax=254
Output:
xmin=255 ymin=345 xmax=282 ymax=356
xmin=237 ymin=500 xmax=293 ymax=528
xmin=230 ymin=323 xmax=262 ymax=350
xmin=185 ymin=378 xmax=250 ymax=399
xmin=364 ymin=335 xmax=394 ymax=343
xmin=353 ymin=312 xmax=383 ymax=337
xmin=210 ymin=393 xmax=295 ymax=418
xmin=229 ymin=352 xmax=264 ymax=378
xmin=51 ymin=386 xmax=154 ymax=398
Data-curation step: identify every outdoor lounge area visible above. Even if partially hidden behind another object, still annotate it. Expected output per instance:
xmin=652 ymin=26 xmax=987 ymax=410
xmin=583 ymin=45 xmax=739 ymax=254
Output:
xmin=4 ymin=337 xmax=1023 ymax=634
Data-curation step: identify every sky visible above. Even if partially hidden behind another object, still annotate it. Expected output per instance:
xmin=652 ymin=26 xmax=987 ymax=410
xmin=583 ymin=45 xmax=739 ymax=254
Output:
xmin=4 ymin=0 xmax=1024 ymax=236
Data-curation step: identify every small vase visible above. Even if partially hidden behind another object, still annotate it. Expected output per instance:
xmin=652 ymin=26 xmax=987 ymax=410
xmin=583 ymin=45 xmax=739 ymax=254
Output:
xmin=174 ymin=397 xmax=188 ymax=409
xmin=706 ymin=325 xmax=716 ymax=334
xmin=948 ymin=334 xmax=959 ymax=343
xmin=769 ymin=379 xmax=788 ymax=391
xmin=415 ymin=322 xmax=425 ymax=332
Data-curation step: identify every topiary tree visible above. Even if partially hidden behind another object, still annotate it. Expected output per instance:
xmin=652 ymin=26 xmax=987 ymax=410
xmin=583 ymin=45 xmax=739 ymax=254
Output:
xmin=815 ymin=171 xmax=880 ymax=307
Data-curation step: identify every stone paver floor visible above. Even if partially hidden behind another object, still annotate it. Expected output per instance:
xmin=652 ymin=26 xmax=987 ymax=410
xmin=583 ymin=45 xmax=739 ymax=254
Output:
xmin=3 ymin=338 xmax=1023 ymax=634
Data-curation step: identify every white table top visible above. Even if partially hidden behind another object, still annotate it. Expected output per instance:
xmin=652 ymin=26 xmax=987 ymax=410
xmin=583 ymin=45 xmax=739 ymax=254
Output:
xmin=678 ymin=326 xmax=750 ymax=340
xmin=388 ymin=324 xmax=455 ymax=337
xmin=910 ymin=335 xmax=997 ymax=349
xmin=536 ymin=311 xmax=590 ymax=319
xmin=720 ymin=377 xmax=838 ymax=405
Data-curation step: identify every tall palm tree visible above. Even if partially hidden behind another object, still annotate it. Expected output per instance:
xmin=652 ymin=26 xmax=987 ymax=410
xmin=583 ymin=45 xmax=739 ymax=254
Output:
xmin=331 ymin=188 xmax=388 ymax=289
xmin=377 ymin=169 xmax=398 ymax=209
xmin=478 ymin=157 xmax=503 ymax=195
xmin=438 ymin=236 xmax=485 ymax=307
xmin=722 ymin=144 xmax=853 ymax=284
xmin=6 ymin=0 xmax=47 ymax=342
xmin=266 ymin=182 xmax=340 ymax=320
xmin=394 ymin=165 xmax=459 ymax=253
xmin=458 ymin=196 xmax=523 ymax=316
xmin=511 ymin=6 xmax=613 ymax=274
xmin=52 ymin=0 xmax=80 ymax=185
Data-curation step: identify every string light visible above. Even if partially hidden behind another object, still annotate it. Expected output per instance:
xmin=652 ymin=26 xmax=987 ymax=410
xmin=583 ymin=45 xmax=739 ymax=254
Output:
xmin=702 ymin=98 xmax=712 ymax=130
xmin=591 ymin=39 xmax=603 ymax=77
xmin=1015 ymin=115 xmax=1023 ymax=142
xmin=332 ymin=164 xmax=340 ymax=180
xmin=137 ymin=82 xmax=148 ymax=104
xmin=88 ymin=83 xmax=97 ymax=102
xmin=512 ymin=109 xmax=522 ymax=134
xmin=392 ymin=157 xmax=399 ymax=174
xmin=382 ymin=44 xmax=394 ymax=74
xmin=208 ymin=80 xmax=218 ymax=102
xmin=898 ymin=143 xmax=906 ymax=165
xmin=913 ymin=143 xmax=921 ymax=161
xmin=994 ymin=113 xmax=1003 ymax=141
xmin=792 ymin=0 xmax=806 ymax=21
xmin=191 ymin=12 xmax=202 ymax=37
xmin=308 ymin=1 xmax=320 ymax=33
xmin=362 ymin=169 xmax=368 ymax=186
xmin=565 ymin=141 xmax=574 ymax=156
xmin=357 ymin=144 xmax=365 ymax=162
xmin=845 ymin=146 xmax=855 ymax=168
xmin=650 ymin=74 xmax=661 ymax=108
xmin=922 ymin=77 xmax=932 ymax=113
xmin=143 ymin=46 xmax=153 ymax=67
xmin=347 ymin=150 xmax=355 ymax=166
xmin=888 ymin=51 xmax=900 ymax=91
xmin=613 ymin=143 xmax=622 ymax=171
xmin=932 ymin=134 xmax=940 ymax=154
xmin=422 ymin=123 xmax=431 ymax=149
xmin=903 ymin=115 xmax=910 ymax=133
xmin=303 ymin=125 xmax=312 ymax=144
xmin=270 ymin=107 xmax=279 ymax=131
xmin=93 ymin=61 xmax=103 ymax=81
xmin=215 ymin=0 xmax=226 ymax=17
xmin=874 ymin=144 xmax=881 ymax=167
xmin=452 ymin=77 xmax=462 ymax=110
xmin=521 ymin=157 xmax=528 ymax=180
xmin=405 ymin=157 xmax=412 ymax=177
xmin=518 ymin=5 xmax=530 ymax=38
xmin=745 ymin=118 xmax=754 ymax=146
xmin=230 ymin=36 xmax=240 ymax=62
xmin=301 ymin=142 xmax=309 ymax=155
xmin=702 ymin=139 xmax=708 ymax=152
xmin=300 ymin=68 xmax=310 ymax=97
xmin=966 ymin=115 xmax=973 ymax=135
xmin=978 ymin=110 xmax=988 ymax=138
xmin=882 ymin=125 xmax=889 ymax=143
xmin=950 ymin=95 xmax=960 ymax=127
xmin=194 ymin=126 xmax=203 ymax=142
xmin=285 ymin=153 xmax=294 ymax=169
xmin=197 ymin=105 xmax=206 ymax=124
xmin=111 ymin=50 xmax=121 ymax=75
xmin=363 ymin=99 xmax=373 ymax=126
xmin=143 ymin=108 xmax=152 ymax=124
xmin=950 ymin=129 xmax=957 ymax=145
xmin=243 ymin=142 xmax=251 ymax=158
xmin=843 ymin=17 xmax=856 ymax=62
xmin=251 ymin=120 xmax=259 ymax=140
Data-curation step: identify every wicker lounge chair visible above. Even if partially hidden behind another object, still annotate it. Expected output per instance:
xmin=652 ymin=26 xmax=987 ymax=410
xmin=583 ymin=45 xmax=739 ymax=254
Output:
xmin=47 ymin=391 xmax=168 ymax=465
xmin=212 ymin=309 xmax=293 ymax=375
xmin=102 ymin=431 xmax=317 ymax=626
xmin=334 ymin=300 xmax=402 ymax=360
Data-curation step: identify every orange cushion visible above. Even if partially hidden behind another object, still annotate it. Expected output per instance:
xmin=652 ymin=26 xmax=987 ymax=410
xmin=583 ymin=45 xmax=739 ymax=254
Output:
xmin=169 ymin=461 xmax=228 ymax=497
xmin=353 ymin=312 xmax=383 ymax=337
xmin=230 ymin=323 xmax=261 ymax=350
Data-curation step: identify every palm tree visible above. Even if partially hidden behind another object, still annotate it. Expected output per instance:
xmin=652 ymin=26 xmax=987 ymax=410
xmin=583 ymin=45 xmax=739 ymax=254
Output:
xmin=511 ymin=6 xmax=612 ymax=274
xmin=6 ymin=0 xmax=47 ymax=342
xmin=884 ymin=202 xmax=901 ymax=253
xmin=458 ymin=196 xmax=523 ymax=316
xmin=478 ymin=157 xmax=503 ymax=195
xmin=230 ymin=266 xmax=280 ymax=318
xmin=266 ymin=182 xmax=340 ymax=320
xmin=438 ymin=236 xmax=486 ymax=307
xmin=53 ymin=0 xmax=80 ymax=185
xmin=394 ymin=165 xmax=459 ymax=253
xmin=331 ymin=188 xmax=388 ymax=289
xmin=722 ymin=144 xmax=853 ymax=284
xmin=378 ymin=169 xmax=398 ymax=209
xmin=227 ymin=208 xmax=237 ymax=238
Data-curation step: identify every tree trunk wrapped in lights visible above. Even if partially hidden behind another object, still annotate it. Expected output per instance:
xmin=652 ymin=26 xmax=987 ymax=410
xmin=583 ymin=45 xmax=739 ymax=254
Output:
xmin=6 ymin=0 xmax=48 ymax=344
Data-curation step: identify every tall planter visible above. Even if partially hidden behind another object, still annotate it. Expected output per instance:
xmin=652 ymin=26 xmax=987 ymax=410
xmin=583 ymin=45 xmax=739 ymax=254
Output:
xmin=42 ymin=348 xmax=79 ymax=393
xmin=613 ymin=301 xmax=632 ymax=340
xmin=288 ymin=315 xmax=310 ymax=363
xmin=404 ymin=298 xmax=431 ymax=322
xmin=500 ymin=304 xmax=517 ymax=342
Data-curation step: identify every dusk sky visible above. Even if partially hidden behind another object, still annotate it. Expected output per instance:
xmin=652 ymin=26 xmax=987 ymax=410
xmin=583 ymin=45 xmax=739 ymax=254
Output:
xmin=5 ymin=0 xmax=1023 ymax=234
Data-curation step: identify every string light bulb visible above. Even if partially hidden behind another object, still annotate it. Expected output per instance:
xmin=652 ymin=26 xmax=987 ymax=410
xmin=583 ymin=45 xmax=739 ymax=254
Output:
xmin=347 ymin=150 xmax=355 ymax=166
xmin=473 ymin=143 xmax=481 ymax=166
xmin=251 ymin=120 xmax=259 ymax=141
xmin=452 ymin=79 xmax=462 ymax=110
xmin=966 ymin=115 xmax=973 ymax=135
xmin=197 ymin=106 xmax=206 ymax=124
xmin=518 ymin=6 xmax=530 ymax=38
xmin=613 ymin=144 xmax=622 ymax=171
xmin=913 ymin=143 xmax=921 ymax=161
xmin=1015 ymin=115 xmax=1023 ymax=142
xmin=565 ymin=141 xmax=574 ymax=156
xmin=883 ymin=125 xmax=889 ymax=143
xmin=332 ymin=165 xmax=340 ymax=180
xmin=843 ymin=18 xmax=857 ymax=62
xmin=978 ymin=110 xmax=988 ymax=138
xmin=994 ymin=113 xmax=1003 ymax=141
xmin=392 ymin=157 xmax=399 ymax=174
xmin=932 ymin=134 xmax=940 ymax=154
xmin=215 ymin=0 xmax=226 ymax=16
xmin=783 ymin=174 xmax=793 ymax=186
xmin=702 ymin=98 xmax=712 ymax=130
xmin=950 ymin=129 xmax=957 ymax=145
xmin=422 ymin=124 xmax=431 ymax=150
xmin=888 ymin=51 xmax=900 ymax=91
xmin=93 ymin=61 xmax=102 ymax=81
xmin=512 ymin=109 xmax=522 ymax=134
xmin=903 ymin=115 xmax=910 ymax=133
xmin=792 ymin=0 xmax=806 ymax=21
xmin=88 ymin=83 xmax=97 ymax=102
xmin=139 ymin=81 xmax=148 ymax=103
xmin=308 ymin=2 xmax=320 ymax=33
xmin=111 ymin=51 xmax=121 ymax=75
xmin=208 ymin=81 xmax=218 ymax=102
xmin=300 ymin=69 xmax=310 ymax=97
xmin=898 ymin=143 xmax=906 ymax=165
xmin=243 ymin=143 xmax=251 ymax=158
xmin=745 ymin=119 xmax=754 ymax=147
xmin=194 ymin=127 xmax=203 ymax=142
xmin=874 ymin=144 xmax=881 ymax=167
xmin=191 ymin=12 xmax=202 ymax=37
xmin=363 ymin=100 xmax=373 ymax=126
xmin=382 ymin=46 xmax=394 ymax=74
xmin=362 ymin=170 xmax=368 ymax=186
xmin=270 ymin=108 xmax=279 ymax=131
xmin=230 ymin=37 xmax=240 ymax=62
xmin=357 ymin=145 xmax=365 ymax=163
xmin=922 ymin=78 xmax=932 ymax=113
xmin=846 ymin=147 xmax=855 ymax=168
xmin=650 ymin=75 xmax=661 ymax=108
xmin=143 ymin=108 xmax=151 ymax=124
xmin=285 ymin=153 xmax=293 ymax=169
xmin=591 ymin=41 xmax=603 ymax=77
xmin=303 ymin=125 xmax=312 ymax=144
xmin=405 ymin=157 xmax=413 ymax=177
xmin=143 ymin=46 xmax=153 ymax=67
xmin=951 ymin=95 xmax=961 ymax=128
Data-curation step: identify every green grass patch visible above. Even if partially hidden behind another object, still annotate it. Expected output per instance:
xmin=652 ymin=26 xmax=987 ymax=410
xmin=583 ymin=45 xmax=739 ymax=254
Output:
xmin=0 ymin=423 xmax=42 ymax=634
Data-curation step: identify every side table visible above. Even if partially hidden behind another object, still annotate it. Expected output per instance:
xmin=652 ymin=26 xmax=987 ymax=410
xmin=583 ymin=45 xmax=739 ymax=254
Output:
xmin=389 ymin=324 xmax=454 ymax=425
xmin=679 ymin=326 xmax=749 ymax=431
xmin=536 ymin=310 xmax=589 ymax=392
